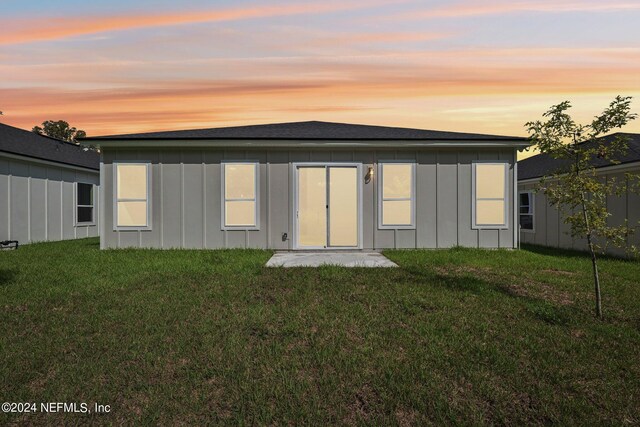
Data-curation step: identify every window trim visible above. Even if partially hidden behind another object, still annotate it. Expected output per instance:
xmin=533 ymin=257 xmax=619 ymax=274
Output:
xmin=113 ymin=161 xmax=152 ymax=231
xmin=519 ymin=190 xmax=535 ymax=233
xmin=74 ymin=182 xmax=95 ymax=226
xmin=471 ymin=160 xmax=509 ymax=230
xmin=377 ymin=161 xmax=416 ymax=230
xmin=221 ymin=161 xmax=260 ymax=231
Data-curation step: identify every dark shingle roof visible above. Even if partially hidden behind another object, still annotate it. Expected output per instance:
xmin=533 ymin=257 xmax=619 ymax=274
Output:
xmin=518 ymin=133 xmax=640 ymax=181
xmin=0 ymin=123 xmax=99 ymax=170
xmin=85 ymin=120 xmax=528 ymax=141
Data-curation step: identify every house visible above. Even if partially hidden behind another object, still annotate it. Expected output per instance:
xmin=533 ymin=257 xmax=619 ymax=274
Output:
xmin=82 ymin=121 xmax=530 ymax=250
xmin=518 ymin=133 xmax=640 ymax=256
xmin=0 ymin=123 xmax=100 ymax=245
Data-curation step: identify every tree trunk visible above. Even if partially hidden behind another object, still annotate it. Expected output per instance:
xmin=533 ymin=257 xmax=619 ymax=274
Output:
xmin=580 ymin=190 xmax=602 ymax=318
xmin=586 ymin=235 xmax=603 ymax=318
xmin=575 ymin=144 xmax=603 ymax=319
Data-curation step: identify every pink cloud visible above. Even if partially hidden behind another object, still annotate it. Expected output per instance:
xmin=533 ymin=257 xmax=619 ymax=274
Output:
xmin=396 ymin=0 xmax=640 ymax=19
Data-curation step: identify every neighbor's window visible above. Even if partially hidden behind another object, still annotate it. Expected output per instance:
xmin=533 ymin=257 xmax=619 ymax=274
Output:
xmin=379 ymin=163 xmax=415 ymax=229
xmin=473 ymin=162 xmax=508 ymax=228
xmin=223 ymin=162 xmax=258 ymax=229
xmin=519 ymin=191 xmax=534 ymax=231
xmin=115 ymin=163 xmax=150 ymax=228
xmin=76 ymin=183 xmax=94 ymax=224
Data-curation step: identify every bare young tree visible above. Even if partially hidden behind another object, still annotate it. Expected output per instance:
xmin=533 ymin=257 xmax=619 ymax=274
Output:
xmin=526 ymin=96 xmax=638 ymax=318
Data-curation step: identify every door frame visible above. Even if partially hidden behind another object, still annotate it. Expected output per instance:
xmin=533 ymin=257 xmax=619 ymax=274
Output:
xmin=292 ymin=162 xmax=363 ymax=250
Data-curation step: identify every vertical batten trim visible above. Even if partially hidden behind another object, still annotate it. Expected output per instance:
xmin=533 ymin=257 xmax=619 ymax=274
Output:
xmin=7 ymin=173 xmax=11 ymax=240
xmin=27 ymin=170 xmax=32 ymax=243
xmin=94 ymin=172 xmax=101 ymax=238
xmin=202 ymin=150 xmax=207 ymax=249
xmin=476 ymin=151 xmax=480 ymax=248
xmin=98 ymin=160 xmax=104 ymax=249
xmin=44 ymin=175 xmax=48 ymax=241
xmin=513 ymin=155 xmax=518 ymax=249
xmin=266 ymin=157 xmax=271 ymax=249
xmin=414 ymin=149 xmax=418 ymax=248
xmin=287 ymin=150 xmax=292 ymax=249
xmin=115 ymin=149 xmax=120 ymax=247
xmin=72 ymin=173 xmax=78 ymax=240
xmin=180 ymin=153 xmax=185 ymax=248
xmin=435 ymin=151 xmax=439 ymax=248
xmin=159 ymin=152 xmax=164 ymax=248
xmin=60 ymin=179 xmax=64 ymax=242
xmin=455 ymin=152 xmax=459 ymax=247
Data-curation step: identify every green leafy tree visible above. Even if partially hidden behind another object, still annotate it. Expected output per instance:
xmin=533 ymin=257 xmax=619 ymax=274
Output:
xmin=526 ymin=96 xmax=639 ymax=318
xmin=32 ymin=120 xmax=86 ymax=143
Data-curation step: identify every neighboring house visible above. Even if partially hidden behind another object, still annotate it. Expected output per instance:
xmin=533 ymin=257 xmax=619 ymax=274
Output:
xmin=518 ymin=132 xmax=640 ymax=256
xmin=82 ymin=121 xmax=530 ymax=250
xmin=0 ymin=123 xmax=100 ymax=245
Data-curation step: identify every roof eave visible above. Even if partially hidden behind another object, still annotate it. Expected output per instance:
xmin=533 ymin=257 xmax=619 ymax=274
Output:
xmin=0 ymin=149 xmax=99 ymax=172
xmin=518 ymin=159 xmax=640 ymax=183
xmin=81 ymin=138 xmax=532 ymax=149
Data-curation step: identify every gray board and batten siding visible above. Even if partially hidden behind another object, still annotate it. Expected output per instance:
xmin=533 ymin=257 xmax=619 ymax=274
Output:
xmin=519 ymin=167 xmax=640 ymax=258
xmin=0 ymin=123 xmax=100 ymax=245
xmin=97 ymin=147 xmax=517 ymax=250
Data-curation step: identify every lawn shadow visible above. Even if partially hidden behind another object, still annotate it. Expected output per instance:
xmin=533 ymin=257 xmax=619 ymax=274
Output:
xmin=0 ymin=269 xmax=17 ymax=286
xmin=403 ymin=265 xmax=573 ymax=325
xmin=521 ymin=243 xmax=635 ymax=262
xmin=403 ymin=265 xmax=496 ymax=296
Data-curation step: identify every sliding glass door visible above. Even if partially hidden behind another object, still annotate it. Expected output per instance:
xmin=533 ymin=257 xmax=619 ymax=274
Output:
xmin=296 ymin=164 xmax=360 ymax=249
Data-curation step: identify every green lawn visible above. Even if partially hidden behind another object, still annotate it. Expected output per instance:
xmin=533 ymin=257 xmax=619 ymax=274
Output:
xmin=1 ymin=238 xmax=639 ymax=425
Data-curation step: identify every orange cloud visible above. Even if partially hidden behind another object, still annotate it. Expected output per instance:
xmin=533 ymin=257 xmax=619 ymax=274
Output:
xmin=4 ymin=46 xmax=637 ymax=87
xmin=313 ymin=31 xmax=451 ymax=47
xmin=0 ymin=0 xmax=401 ymax=45
xmin=4 ymin=87 xmax=640 ymax=138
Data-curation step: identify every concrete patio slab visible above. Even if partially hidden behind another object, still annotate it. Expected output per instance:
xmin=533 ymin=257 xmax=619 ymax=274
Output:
xmin=265 ymin=251 xmax=398 ymax=268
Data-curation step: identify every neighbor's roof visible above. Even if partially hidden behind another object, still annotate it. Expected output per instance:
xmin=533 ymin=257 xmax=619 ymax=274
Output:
xmin=518 ymin=133 xmax=640 ymax=181
xmin=82 ymin=121 xmax=530 ymax=148
xmin=0 ymin=123 xmax=99 ymax=170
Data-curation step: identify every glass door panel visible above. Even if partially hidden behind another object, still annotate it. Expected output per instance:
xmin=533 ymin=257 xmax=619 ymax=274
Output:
xmin=329 ymin=167 xmax=358 ymax=247
xmin=297 ymin=167 xmax=327 ymax=248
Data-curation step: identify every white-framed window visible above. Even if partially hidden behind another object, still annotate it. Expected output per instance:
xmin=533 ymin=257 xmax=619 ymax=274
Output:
xmin=378 ymin=162 xmax=416 ymax=229
xmin=114 ymin=162 xmax=151 ymax=230
xmin=519 ymin=191 xmax=534 ymax=232
xmin=222 ymin=162 xmax=259 ymax=230
xmin=75 ymin=182 xmax=94 ymax=225
xmin=472 ymin=161 xmax=508 ymax=229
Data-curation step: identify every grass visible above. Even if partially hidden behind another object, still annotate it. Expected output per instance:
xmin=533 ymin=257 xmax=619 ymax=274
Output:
xmin=1 ymin=238 xmax=639 ymax=425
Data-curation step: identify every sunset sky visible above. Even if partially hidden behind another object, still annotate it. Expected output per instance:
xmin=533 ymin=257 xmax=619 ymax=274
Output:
xmin=1 ymin=0 xmax=639 ymax=155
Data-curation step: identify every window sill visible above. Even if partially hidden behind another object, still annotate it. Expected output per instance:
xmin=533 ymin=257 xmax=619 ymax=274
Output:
xmin=378 ymin=225 xmax=416 ymax=230
xmin=221 ymin=227 xmax=260 ymax=231
xmin=472 ymin=225 xmax=509 ymax=230
xmin=75 ymin=222 xmax=96 ymax=227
